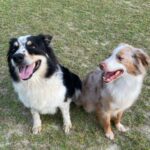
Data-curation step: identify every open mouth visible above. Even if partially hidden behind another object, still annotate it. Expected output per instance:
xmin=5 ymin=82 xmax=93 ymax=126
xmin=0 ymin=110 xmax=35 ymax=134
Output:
xmin=102 ymin=69 xmax=124 ymax=83
xmin=18 ymin=60 xmax=41 ymax=80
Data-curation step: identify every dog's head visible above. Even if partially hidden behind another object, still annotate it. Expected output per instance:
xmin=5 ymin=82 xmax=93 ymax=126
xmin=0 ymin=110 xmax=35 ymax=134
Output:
xmin=100 ymin=43 xmax=150 ymax=83
xmin=7 ymin=34 xmax=58 ymax=82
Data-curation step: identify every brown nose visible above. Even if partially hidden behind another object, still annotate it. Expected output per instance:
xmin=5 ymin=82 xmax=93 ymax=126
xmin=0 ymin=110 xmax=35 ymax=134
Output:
xmin=99 ymin=62 xmax=107 ymax=70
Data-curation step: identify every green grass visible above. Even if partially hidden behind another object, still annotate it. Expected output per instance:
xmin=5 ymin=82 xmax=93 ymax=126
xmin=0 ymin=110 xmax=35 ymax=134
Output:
xmin=0 ymin=0 xmax=150 ymax=149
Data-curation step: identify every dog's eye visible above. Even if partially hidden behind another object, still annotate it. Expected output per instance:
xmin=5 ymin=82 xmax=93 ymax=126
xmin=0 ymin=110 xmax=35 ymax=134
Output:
xmin=117 ymin=55 xmax=124 ymax=61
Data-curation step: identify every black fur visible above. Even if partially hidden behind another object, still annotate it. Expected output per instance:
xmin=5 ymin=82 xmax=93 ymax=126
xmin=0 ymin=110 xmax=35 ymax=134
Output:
xmin=26 ymin=35 xmax=58 ymax=78
xmin=7 ymin=34 xmax=82 ymax=100
xmin=7 ymin=34 xmax=58 ymax=81
xmin=61 ymin=65 xmax=82 ymax=101
xmin=7 ymin=38 xmax=20 ymax=82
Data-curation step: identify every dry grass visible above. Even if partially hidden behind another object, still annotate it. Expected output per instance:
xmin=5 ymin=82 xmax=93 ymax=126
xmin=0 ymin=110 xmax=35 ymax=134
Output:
xmin=0 ymin=0 xmax=150 ymax=149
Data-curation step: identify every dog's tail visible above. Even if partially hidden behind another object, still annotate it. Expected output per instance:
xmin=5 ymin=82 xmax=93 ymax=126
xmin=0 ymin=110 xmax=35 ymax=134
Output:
xmin=72 ymin=74 xmax=82 ymax=104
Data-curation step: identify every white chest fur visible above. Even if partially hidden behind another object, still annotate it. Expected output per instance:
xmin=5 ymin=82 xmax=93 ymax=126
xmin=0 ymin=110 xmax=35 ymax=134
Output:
xmin=13 ymin=71 xmax=66 ymax=114
xmin=102 ymin=74 xmax=144 ymax=111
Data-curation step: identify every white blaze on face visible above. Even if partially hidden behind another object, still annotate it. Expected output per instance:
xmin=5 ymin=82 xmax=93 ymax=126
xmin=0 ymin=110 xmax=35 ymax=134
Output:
xmin=11 ymin=35 xmax=32 ymax=66
xmin=101 ymin=44 xmax=133 ymax=83
xmin=15 ymin=35 xmax=31 ymax=55
xmin=103 ymin=44 xmax=127 ymax=72
xmin=11 ymin=35 xmax=38 ymax=80
xmin=11 ymin=35 xmax=48 ymax=80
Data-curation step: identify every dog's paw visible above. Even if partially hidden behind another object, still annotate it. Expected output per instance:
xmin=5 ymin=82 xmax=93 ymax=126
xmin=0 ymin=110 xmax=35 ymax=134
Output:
xmin=105 ymin=131 xmax=114 ymax=140
xmin=32 ymin=126 xmax=42 ymax=134
xmin=116 ymin=123 xmax=129 ymax=132
xmin=63 ymin=123 xmax=72 ymax=134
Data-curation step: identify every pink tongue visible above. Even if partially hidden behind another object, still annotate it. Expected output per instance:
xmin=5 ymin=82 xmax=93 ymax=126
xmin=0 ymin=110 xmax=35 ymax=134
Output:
xmin=106 ymin=72 xmax=115 ymax=78
xmin=19 ymin=63 xmax=35 ymax=80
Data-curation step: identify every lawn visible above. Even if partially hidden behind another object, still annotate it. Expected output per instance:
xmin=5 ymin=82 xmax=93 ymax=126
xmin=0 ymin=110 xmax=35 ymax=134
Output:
xmin=0 ymin=0 xmax=150 ymax=149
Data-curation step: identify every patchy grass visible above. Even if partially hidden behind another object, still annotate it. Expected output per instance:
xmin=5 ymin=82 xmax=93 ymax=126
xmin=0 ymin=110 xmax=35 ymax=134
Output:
xmin=0 ymin=0 xmax=150 ymax=149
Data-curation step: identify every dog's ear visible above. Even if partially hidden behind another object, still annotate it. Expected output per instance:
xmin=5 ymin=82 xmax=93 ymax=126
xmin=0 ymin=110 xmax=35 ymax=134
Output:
xmin=44 ymin=34 xmax=53 ymax=45
xmin=135 ymin=49 xmax=150 ymax=70
xmin=38 ymin=34 xmax=53 ymax=46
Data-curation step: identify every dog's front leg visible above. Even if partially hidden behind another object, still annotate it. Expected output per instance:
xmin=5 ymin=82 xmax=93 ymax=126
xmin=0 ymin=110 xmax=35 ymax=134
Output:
xmin=96 ymin=108 xmax=114 ymax=140
xmin=114 ymin=111 xmax=129 ymax=132
xmin=30 ymin=109 xmax=42 ymax=134
xmin=60 ymin=100 xmax=72 ymax=134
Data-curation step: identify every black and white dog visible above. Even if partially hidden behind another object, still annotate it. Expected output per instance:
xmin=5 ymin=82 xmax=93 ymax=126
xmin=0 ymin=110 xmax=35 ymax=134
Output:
xmin=7 ymin=34 xmax=82 ymax=134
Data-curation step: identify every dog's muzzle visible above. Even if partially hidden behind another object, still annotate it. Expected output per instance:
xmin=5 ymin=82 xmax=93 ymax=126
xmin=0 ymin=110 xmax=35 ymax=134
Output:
xmin=12 ymin=53 xmax=25 ymax=65
xmin=12 ymin=53 xmax=41 ymax=80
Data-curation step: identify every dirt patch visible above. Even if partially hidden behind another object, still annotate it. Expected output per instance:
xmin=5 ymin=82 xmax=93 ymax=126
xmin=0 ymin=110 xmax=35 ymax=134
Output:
xmin=106 ymin=144 xmax=120 ymax=150
xmin=5 ymin=124 xmax=25 ymax=139
xmin=0 ymin=122 xmax=29 ymax=148
xmin=139 ymin=125 xmax=150 ymax=140
xmin=67 ymin=22 xmax=77 ymax=31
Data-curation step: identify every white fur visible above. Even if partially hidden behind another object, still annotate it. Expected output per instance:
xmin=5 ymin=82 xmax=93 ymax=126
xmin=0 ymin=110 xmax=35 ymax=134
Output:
xmin=12 ymin=36 xmax=73 ymax=134
xmin=11 ymin=35 xmax=44 ymax=68
xmin=79 ymin=44 xmax=147 ymax=140
xmin=13 ymin=67 xmax=72 ymax=134
xmin=102 ymin=45 xmax=127 ymax=72
xmin=13 ymin=68 xmax=66 ymax=114
xmin=101 ymin=72 xmax=143 ymax=112
xmin=101 ymin=44 xmax=144 ymax=112
xmin=15 ymin=35 xmax=31 ymax=54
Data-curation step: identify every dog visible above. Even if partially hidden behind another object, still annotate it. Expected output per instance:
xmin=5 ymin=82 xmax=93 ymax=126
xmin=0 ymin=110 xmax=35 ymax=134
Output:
xmin=7 ymin=34 xmax=82 ymax=134
xmin=76 ymin=43 xmax=149 ymax=140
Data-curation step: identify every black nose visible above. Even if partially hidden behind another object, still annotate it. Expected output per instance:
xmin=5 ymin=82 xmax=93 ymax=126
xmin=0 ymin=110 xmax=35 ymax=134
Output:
xmin=13 ymin=53 xmax=25 ymax=64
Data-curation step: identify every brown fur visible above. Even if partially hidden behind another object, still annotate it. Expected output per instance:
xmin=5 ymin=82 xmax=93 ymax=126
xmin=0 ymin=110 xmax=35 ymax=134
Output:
xmin=117 ymin=46 xmax=150 ymax=76
xmin=134 ymin=49 xmax=150 ymax=73
xmin=76 ymin=44 xmax=150 ymax=140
